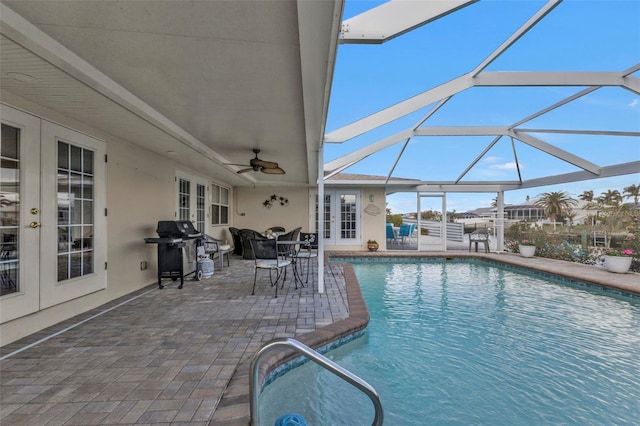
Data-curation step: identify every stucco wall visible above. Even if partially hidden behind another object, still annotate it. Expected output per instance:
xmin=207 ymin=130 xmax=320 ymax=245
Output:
xmin=0 ymin=96 xmax=233 ymax=345
xmin=359 ymin=187 xmax=387 ymax=250
xmin=234 ymin=186 xmax=311 ymax=233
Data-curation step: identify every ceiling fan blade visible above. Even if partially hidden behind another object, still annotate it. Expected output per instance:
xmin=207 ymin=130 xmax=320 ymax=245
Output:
xmin=254 ymin=159 xmax=279 ymax=169
xmin=237 ymin=167 xmax=255 ymax=174
xmin=261 ymin=166 xmax=285 ymax=175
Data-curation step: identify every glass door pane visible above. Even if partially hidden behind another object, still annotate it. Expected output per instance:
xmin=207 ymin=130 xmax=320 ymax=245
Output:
xmin=339 ymin=193 xmax=357 ymax=240
xmin=179 ymin=178 xmax=190 ymax=221
xmin=57 ymin=141 xmax=95 ymax=282
xmin=196 ymin=183 xmax=205 ymax=232
xmin=1 ymin=124 xmax=20 ymax=296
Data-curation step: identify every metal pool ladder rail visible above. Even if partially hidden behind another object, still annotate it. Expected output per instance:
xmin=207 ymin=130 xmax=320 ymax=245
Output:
xmin=250 ymin=337 xmax=383 ymax=426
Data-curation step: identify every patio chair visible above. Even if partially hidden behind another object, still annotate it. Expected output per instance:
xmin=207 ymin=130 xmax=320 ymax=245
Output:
xmin=294 ymin=232 xmax=318 ymax=285
xmin=398 ymin=223 xmax=412 ymax=247
xmin=229 ymin=227 xmax=243 ymax=256
xmin=249 ymin=238 xmax=291 ymax=298
xmin=386 ymin=223 xmax=398 ymax=247
xmin=468 ymin=227 xmax=490 ymax=253
xmin=201 ymin=234 xmax=230 ymax=269
xmin=239 ymin=229 xmax=266 ymax=259
xmin=276 ymin=227 xmax=301 ymax=256
xmin=408 ymin=223 xmax=417 ymax=245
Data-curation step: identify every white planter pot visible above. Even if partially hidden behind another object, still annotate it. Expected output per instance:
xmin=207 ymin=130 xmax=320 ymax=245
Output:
xmin=604 ymin=255 xmax=632 ymax=273
xmin=519 ymin=245 xmax=536 ymax=258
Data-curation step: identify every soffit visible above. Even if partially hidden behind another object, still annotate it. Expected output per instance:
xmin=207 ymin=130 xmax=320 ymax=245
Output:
xmin=1 ymin=0 xmax=341 ymax=186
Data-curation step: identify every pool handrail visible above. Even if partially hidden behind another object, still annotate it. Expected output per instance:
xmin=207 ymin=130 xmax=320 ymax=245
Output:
xmin=249 ymin=337 xmax=383 ymax=426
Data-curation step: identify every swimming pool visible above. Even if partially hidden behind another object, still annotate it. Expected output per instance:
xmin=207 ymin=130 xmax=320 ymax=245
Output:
xmin=259 ymin=259 xmax=640 ymax=425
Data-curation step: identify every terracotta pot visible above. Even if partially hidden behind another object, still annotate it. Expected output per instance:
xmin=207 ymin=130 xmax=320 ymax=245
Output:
xmin=367 ymin=243 xmax=379 ymax=252
xmin=604 ymin=255 xmax=632 ymax=273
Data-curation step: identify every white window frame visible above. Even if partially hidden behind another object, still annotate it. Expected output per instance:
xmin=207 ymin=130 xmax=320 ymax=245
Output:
xmin=211 ymin=183 xmax=229 ymax=226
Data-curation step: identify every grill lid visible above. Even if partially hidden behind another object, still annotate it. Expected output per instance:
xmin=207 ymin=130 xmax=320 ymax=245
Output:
xmin=156 ymin=220 xmax=201 ymax=239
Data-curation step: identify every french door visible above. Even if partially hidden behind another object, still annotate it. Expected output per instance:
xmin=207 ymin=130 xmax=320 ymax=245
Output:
xmin=176 ymin=172 xmax=208 ymax=233
xmin=316 ymin=190 xmax=360 ymax=246
xmin=1 ymin=104 xmax=106 ymax=323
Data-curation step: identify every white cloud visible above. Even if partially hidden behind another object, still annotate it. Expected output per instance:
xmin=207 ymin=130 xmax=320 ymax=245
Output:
xmin=482 ymin=156 xmax=502 ymax=164
xmin=628 ymin=99 xmax=638 ymax=108
xmin=490 ymin=162 xmax=519 ymax=170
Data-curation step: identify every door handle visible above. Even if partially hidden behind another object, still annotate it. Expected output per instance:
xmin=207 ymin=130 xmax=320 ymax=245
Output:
xmin=29 ymin=221 xmax=41 ymax=228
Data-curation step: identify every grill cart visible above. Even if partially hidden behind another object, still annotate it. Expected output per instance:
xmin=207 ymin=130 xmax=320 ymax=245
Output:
xmin=144 ymin=220 xmax=203 ymax=289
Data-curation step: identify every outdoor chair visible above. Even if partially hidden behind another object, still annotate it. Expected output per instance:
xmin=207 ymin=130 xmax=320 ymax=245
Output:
xmin=249 ymin=238 xmax=291 ymax=298
xmin=201 ymin=234 xmax=230 ymax=270
xmin=294 ymin=232 xmax=318 ymax=285
xmin=468 ymin=227 xmax=490 ymax=253
xmin=229 ymin=227 xmax=243 ymax=256
xmin=276 ymin=227 xmax=301 ymax=257
xmin=398 ymin=223 xmax=412 ymax=247
xmin=239 ymin=229 xmax=266 ymax=259
xmin=386 ymin=223 xmax=398 ymax=247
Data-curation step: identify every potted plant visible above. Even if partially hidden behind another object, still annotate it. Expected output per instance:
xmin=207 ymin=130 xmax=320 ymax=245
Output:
xmin=603 ymin=248 xmax=633 ymax=273
xmin=519 ymin=240 xmax=536 ymax=257
xmin=367 ymin=240 xmax=379 ymax=252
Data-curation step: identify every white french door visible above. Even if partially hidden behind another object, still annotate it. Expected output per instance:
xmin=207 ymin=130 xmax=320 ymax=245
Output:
xmin=1 ymin=105 xmax=40 ymax=322
xmin=1 ymin=105 xmax=106 ymax=323
xmin=316 ymin=190 xmax=360 ymax=246
xmin=176 ymin=172 xmax=208 ymax=233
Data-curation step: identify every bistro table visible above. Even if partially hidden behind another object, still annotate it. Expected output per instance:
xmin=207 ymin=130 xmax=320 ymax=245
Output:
xmin=275 ymin=240 xmax=310 ymax=289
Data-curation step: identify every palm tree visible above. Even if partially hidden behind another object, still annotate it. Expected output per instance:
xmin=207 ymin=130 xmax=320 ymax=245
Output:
xmin=578 ymin=190 xmax=594 ymax=203
xmin=623 ymin=184 xmax=640 ymax=206
xmin=598 ymin=189 xmax=623 ymax=208
xmin=534 ymin=191 xmax=578 ymax=232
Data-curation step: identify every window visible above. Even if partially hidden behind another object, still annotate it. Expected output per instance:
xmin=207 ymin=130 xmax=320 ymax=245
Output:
xmin=211 ymin=184 xmax=229 ymax=225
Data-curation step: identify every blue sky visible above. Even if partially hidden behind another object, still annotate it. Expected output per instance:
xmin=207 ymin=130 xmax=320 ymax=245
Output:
xmin=324 ymin=0 xmax=640 ymax=213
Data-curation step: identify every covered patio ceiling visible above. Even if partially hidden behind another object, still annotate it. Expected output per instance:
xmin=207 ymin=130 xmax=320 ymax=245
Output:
xmin=1 ymin=0 xmax=342 ymax=187
xmin=324 ymin=0 xmax=639 ymax=194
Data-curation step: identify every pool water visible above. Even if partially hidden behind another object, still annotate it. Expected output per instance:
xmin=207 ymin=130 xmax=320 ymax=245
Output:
xmin=259 ymin=260 xmax=640 ymax=425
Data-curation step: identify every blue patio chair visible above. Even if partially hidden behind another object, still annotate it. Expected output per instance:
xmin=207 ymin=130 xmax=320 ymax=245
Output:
xmin=398 ymin=224 xmax=412 ymax=247
xmin=408 ymin=223 xmax=417 ymax=244
xmin=386 ymin=223 xmax=398 ymax=247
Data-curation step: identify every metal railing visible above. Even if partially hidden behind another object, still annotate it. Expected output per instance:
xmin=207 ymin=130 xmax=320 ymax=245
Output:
xmin=250 ymin=337 xmax=383 ymax=426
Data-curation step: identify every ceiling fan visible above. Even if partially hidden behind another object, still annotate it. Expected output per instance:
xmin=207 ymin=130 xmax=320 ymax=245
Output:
xmin=229 ymin=149 xmax=285 ymax=175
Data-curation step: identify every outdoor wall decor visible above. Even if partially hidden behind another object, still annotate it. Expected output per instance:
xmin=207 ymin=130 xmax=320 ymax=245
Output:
xmin=263 ymin=194 xmax=288 ymax=208
xmin=364 ymin=203 xmax=381 ymax=216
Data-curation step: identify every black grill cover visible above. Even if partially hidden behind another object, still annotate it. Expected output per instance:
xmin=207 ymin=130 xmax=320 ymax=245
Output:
xmin=156 ymin=220 xmax=201 ymax=239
